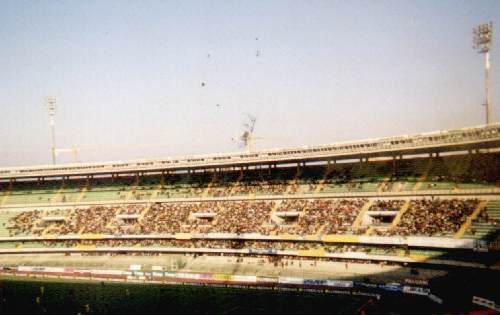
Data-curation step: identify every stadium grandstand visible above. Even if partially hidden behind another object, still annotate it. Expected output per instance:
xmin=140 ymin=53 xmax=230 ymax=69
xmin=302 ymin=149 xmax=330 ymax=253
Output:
xmin=0 ymin=123 xmax=499 ymax=311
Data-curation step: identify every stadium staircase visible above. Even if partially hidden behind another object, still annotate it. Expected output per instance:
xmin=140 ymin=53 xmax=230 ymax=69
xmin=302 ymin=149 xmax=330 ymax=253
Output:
xmin=41 ymin=225 xmax=53 ymax=236
xmin=377 ymin=164 xmax=396 ymax=193
xmin=315 ymin=224 xmax=327 ymax=236
xmin=387 ymin=158 xmax=426 ymax=192
xmin=50 ymin=180 xmax=65 ymax=203
xmin=269 ymin=200 xmax=284 ymax=215
xmin=75 ymin=186 xmax=89 ymax=203
xmin=352 ymin=200 xmax=373 ymax=232
xmin=420 ymin=157 xmax=457 ymax=191
xmin=463 ymin=200 xmax=500 ymax=240
xmin=201 ymin=173 xmax=217 ymax=198
xmin=390 ymin=200 xmax=410 ymax=228
xmin=123 ymin=182 xmax=138 ymax=201
xmin=142 ymin=181 xmax=166 ymax=203
xmin=138 ymin=203 xmax=153 ymax=222
xmin=0 ymin=182 xmax=12 ymax=207
xmin=313 ymin=165 xmax=334 ymax=194
xmin=364 ymin=226 xmax=374 ymax=236
xmin=355 ymin=162 xmax=385 ymax=192
xmin=228 ymin=170 xmax=244 ymax=196
xmin=454 ymin=200 xmax=488 ymax=239
xmin=412 ymin=158 xmax=432 ymax=191
xmin=366 ymin=200 xmax=410 ymax=235
xmin=283 ymin=167 xmax=302 ymax=195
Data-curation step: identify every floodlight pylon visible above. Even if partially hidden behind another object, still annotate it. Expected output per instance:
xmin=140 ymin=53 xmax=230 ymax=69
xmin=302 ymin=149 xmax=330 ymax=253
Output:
xmin=45 ymin=96 xmax=57 ymax=165
xmin=473 ymin=22 xmax=493 ymax=124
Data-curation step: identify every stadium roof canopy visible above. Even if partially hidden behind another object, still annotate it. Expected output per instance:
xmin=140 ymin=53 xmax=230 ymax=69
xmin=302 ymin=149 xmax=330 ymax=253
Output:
xmin=1 ymin=123 xmax=499 ymax=180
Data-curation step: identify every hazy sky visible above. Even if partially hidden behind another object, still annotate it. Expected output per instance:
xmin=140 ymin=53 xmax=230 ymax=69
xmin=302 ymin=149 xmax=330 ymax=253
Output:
xmin=1 ymin=1 xmax=499 ymax=167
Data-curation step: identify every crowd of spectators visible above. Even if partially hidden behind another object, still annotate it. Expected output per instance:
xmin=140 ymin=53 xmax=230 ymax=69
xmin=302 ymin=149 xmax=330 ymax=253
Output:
xmin=385 ymin=198 xmax=478 ymax=236
xmin=27 ymin=238 xmax=405 ymax=258
xmin=6 ymin=198 xmax=481 ymax=238
xmin=210 ymin=201 xmax=274 ymax=234
xmin=316 ymin=199 xmax=366 ymax=234
xmin=8 ymin=210 xmax=43 ymax=236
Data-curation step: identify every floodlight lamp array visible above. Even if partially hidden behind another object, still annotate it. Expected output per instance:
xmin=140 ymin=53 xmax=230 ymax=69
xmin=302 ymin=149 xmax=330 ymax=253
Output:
xmin=473 ymin=22 xmax=493 ymax=53
xmin=45 ymin=97 xmax=56 ymax=116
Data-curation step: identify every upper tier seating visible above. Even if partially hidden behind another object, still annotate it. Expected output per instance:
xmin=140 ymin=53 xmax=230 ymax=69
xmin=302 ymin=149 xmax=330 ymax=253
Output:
xmin=0 ymin=153 xmax=497 ymax=206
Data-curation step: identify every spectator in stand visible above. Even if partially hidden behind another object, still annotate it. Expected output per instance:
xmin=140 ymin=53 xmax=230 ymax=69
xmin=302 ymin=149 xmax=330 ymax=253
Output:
xmin=386 ymin=198 xmax=478 ymax=236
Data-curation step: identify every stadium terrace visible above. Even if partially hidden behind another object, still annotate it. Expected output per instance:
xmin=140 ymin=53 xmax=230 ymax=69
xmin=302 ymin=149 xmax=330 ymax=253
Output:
xmin=0 ymin=123 xmax=499 ymax=309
